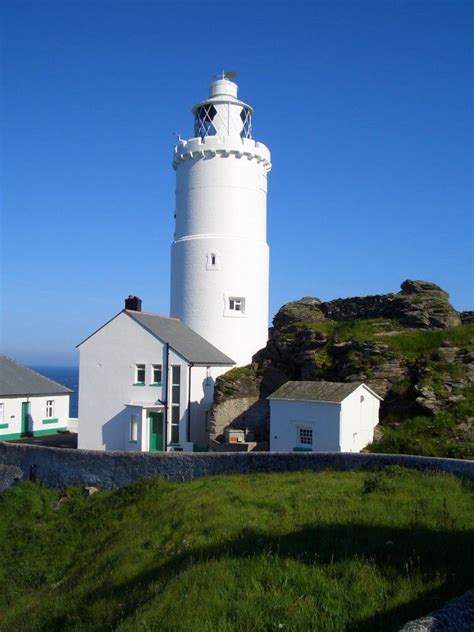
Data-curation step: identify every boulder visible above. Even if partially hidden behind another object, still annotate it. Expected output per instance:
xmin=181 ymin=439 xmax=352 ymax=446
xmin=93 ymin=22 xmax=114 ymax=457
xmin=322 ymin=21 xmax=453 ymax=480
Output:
xmin=272 ymin=297 xmax=324 ymax=329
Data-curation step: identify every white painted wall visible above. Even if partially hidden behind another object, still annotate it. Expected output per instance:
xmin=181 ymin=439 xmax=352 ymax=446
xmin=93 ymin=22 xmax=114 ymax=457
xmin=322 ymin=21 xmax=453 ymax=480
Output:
xmin=340 ymin=385 xmax=381 ymax=452
xmin=78 ymin=311 xmax=227 ymax=451
xmin=269 ymin=385 xmax=381 ymax=453
xmin=170 ymin=79 xmax=271 ymax=367
xmin=0 ymin=394 xmax=70 ymax=439
xmin=270 ymin=400 xmax=341 ymax=452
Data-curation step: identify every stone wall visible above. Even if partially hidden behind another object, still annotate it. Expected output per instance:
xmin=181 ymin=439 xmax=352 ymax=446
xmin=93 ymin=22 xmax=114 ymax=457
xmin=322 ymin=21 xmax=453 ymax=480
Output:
xmin=0 ymin=441 xmax=472 ymax=490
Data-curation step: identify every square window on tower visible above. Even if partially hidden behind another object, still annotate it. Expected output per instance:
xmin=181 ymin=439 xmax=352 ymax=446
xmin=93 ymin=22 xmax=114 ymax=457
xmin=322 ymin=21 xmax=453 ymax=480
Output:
xmin=224 ymin=293 xmax=247 ymax=318
xmin=229 ymin=297 xmax=245 ymax=313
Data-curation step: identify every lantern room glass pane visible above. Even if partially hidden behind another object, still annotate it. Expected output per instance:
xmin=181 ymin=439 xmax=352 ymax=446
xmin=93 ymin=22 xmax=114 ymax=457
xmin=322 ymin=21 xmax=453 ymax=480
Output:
xmin=194 ymin=104 xmax=218 ymax=138
xmin=240 ymin=107 xmax=252 ymax=139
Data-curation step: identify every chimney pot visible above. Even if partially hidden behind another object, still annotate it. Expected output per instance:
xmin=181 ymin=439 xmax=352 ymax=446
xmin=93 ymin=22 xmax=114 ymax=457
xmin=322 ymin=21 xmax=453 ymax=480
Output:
xmin=125 ymin=295 xmax=142 ymax=311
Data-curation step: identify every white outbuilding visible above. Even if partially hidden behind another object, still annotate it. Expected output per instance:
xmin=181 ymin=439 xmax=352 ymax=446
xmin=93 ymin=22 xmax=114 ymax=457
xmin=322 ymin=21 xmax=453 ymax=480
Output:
xmin=77 ymin=296 xmax=234 ymax=452
xmin=0 ymin=355 xmax=72 ymax=441
xmin=268 ymin=381 xmax=382 ymax=453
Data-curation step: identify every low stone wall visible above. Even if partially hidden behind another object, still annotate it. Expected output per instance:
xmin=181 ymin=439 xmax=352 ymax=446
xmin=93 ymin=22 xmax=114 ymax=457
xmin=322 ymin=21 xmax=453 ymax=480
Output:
xmin=0 ymin=441 xmax=473 ymax=490
xmin=0 ymin=465 xmax=23 ymax=492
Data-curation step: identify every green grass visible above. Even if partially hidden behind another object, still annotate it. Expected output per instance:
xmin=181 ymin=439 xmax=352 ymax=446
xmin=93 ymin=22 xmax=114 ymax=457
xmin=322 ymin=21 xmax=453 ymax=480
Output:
xmin=217 ymin=365 xmax=257 ymax=383
xmin=369 ymin=388 xmax=474 ymax=459
xmin=303 ymin=320 xmax=474 ymax=360
xmin=0 ymin=469 xmax=473 ymax=631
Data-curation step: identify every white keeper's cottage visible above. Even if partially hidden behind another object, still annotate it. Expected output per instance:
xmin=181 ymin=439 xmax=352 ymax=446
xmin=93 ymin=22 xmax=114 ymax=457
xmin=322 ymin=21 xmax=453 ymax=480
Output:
xmin=268 ymin=381 xmax=382 ymax=453
xmin=0 ymin=355 xmax=72 ymax=440
xmin=77 ymin=297 xmax=234 ymax=452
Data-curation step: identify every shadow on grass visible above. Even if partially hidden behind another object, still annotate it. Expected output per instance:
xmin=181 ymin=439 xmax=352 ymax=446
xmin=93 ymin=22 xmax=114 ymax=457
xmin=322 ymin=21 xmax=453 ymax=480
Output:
xmin=47 ymin=523 xmax=474 ymax=631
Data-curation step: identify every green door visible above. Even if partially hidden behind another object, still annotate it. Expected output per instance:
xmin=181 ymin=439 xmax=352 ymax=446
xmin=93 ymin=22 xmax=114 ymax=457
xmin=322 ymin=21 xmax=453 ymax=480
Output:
xmin=21 ymin=402 xmax=30 ymax=435
xmin=149 ymin=412 xmax=164 ymax=452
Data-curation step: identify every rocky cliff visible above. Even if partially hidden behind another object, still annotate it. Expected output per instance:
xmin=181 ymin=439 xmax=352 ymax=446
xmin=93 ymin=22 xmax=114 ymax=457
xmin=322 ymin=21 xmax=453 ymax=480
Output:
xmin=210 ymin=281 xmax=473 ymax=458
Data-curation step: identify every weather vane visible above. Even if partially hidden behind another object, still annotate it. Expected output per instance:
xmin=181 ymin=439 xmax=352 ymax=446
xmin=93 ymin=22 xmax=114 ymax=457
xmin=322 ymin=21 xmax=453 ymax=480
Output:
xmin=215 ymin=70 xmax=237 ymax=80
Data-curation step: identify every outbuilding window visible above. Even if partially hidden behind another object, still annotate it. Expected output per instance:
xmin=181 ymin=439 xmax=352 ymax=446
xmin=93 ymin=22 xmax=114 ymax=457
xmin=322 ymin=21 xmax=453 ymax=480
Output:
xmin=0 ymin=403 xmax=4 ymax=424
xmin=298 ymin=427 xmax=313 ymax=446
xmin=46 ymin=400 xmax=54 ymax=418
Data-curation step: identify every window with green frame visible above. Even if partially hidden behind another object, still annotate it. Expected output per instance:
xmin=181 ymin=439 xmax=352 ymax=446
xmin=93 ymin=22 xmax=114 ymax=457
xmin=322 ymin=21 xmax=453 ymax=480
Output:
xmin=152 ymin=364 xmax=162 ymax=385
xmin=135 ymin=364 xmax=145 ymax=384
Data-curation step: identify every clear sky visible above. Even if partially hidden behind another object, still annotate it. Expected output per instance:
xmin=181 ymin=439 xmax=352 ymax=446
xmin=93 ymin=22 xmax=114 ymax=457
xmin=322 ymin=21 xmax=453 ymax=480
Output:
xmin=1 ymin=0 xmax=472 ymax=365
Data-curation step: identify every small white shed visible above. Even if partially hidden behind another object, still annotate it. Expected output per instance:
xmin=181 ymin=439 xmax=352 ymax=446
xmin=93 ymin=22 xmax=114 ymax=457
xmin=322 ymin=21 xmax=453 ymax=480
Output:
xmin=268 ymin=381 xmax=382 ymax=453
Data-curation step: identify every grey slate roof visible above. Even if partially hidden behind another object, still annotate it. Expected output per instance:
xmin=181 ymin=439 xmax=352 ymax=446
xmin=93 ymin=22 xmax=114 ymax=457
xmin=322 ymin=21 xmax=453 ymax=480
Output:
xmin=0 ymin=355 xmax=72 ymax=397
xmin=126 ymin=311 xmax=235 ymax=366
xmin=268 ymin=380 xmax=381 ymax=403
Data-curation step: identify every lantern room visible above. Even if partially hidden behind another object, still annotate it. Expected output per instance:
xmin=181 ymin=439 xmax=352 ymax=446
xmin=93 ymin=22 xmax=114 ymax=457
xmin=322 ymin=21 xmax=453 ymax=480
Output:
xmin=192 ymin=76 xmax=253 ymax=139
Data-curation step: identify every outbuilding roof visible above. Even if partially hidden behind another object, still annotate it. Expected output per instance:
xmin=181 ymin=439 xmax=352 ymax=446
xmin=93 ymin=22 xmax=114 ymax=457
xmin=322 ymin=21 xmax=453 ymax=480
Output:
xmin=0 ymin=355 xmax=72 ymax=397
xmin=77 ymin=310 xmax=235 ymax=367
xmin=267 ymin=380 xmax=382 ymax=403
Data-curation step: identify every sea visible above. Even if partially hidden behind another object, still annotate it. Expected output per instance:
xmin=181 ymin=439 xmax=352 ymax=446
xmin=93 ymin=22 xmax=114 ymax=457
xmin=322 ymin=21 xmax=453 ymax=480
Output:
xmin=29 ymin=366 xmax=79 ymax=418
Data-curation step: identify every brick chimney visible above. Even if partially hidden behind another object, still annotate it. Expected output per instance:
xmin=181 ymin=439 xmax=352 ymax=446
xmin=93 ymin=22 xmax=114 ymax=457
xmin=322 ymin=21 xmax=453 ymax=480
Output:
xmin=125 ymin=295 xmax=142 ymax=311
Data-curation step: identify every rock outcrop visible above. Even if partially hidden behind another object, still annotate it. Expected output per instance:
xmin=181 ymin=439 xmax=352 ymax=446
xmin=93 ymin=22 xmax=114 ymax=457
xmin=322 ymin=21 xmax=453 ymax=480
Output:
xmin=274 ymin=280 xmax=461 ymax=330
xmin=210 ymin=280 xmax=473 ymax=457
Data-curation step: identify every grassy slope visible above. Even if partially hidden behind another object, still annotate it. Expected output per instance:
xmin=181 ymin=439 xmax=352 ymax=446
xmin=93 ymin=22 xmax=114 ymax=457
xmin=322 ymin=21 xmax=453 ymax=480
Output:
xmin=0 ymin=470 xmax=473 ymax=632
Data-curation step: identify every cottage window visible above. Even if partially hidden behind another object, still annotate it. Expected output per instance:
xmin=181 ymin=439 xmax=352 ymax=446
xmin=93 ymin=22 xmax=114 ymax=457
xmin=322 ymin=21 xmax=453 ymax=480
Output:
xmin=0 ymin=403 xmax=4 ymax=423
xmin=130 ymin=415 xmax=138 ymax=442
xmin=299 ymin=427 xmax=313 ymax=446
xmin=135 ymin=364 xmax=145 ymax=384
xmin=46 ymin=400 xmax=54 ymax=418
xmin=152 ymin=365 xmax=162 ymax=385
xmin=229 ymin=297 xmax=245 ymax=313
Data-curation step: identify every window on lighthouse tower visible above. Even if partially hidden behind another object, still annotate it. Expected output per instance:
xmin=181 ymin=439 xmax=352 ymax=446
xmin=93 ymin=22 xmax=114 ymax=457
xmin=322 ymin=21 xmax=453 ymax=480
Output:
xmin=240 ymin=107 xmax=252 ymax=139
xmin=229 ymin=297 xmax=245 ymax=313
xmin=206 ymin=252 xmax=219 ymax=270
xmin=194 ymin=104 xmax=218 ymax=138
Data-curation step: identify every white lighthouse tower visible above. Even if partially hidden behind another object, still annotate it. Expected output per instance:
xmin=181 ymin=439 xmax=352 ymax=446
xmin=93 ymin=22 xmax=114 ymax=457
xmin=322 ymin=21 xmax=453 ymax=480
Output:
xmin=170 ymin=75 xmax=272 ymax=366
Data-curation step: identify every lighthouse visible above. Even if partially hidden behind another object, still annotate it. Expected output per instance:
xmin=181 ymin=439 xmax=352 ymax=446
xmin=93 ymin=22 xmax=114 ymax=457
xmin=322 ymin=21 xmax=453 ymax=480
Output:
xmin=170 ymin=75 xmax=272 ymax=366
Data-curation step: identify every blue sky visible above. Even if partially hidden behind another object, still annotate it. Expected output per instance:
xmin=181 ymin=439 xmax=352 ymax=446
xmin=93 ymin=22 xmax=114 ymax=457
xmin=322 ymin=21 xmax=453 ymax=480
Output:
xmin=1 ymin=0 xmax=472 ymax=365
